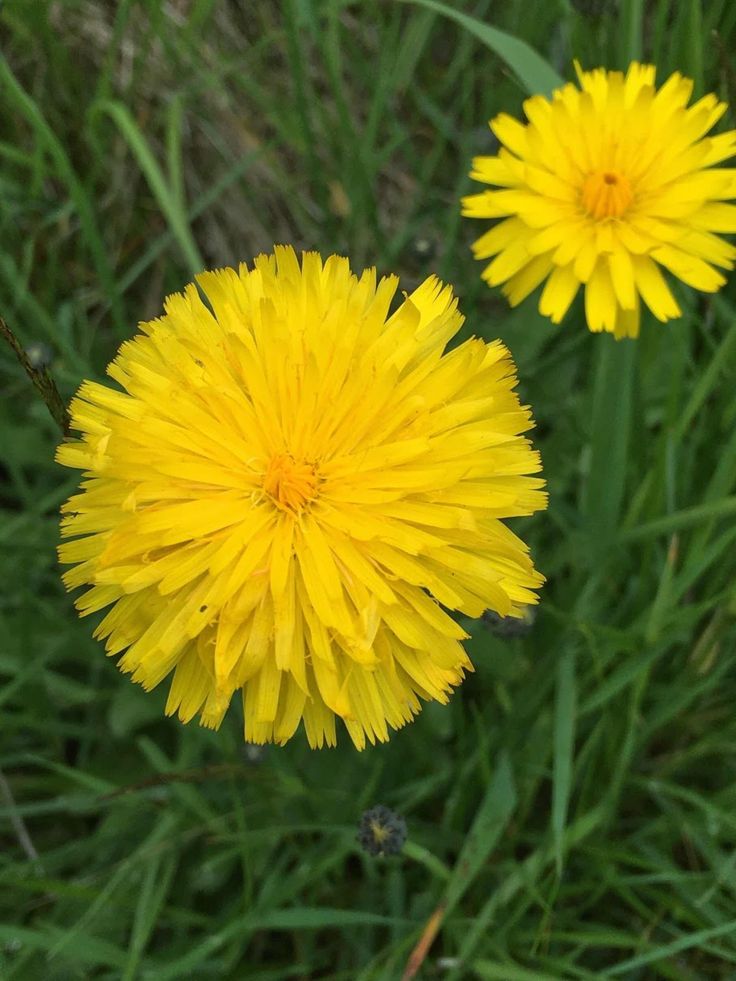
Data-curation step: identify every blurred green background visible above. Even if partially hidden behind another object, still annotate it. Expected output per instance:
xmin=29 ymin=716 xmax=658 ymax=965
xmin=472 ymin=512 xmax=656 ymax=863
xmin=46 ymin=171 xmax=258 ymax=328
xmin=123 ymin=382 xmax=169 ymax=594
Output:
xmin=2 ymin=1 xmax=736 ymax=977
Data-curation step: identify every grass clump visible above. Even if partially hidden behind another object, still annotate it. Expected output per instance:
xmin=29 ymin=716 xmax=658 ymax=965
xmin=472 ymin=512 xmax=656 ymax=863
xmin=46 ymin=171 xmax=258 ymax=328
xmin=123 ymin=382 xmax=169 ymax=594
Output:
xmin=1 ymin=0 xmax=736 ymax=977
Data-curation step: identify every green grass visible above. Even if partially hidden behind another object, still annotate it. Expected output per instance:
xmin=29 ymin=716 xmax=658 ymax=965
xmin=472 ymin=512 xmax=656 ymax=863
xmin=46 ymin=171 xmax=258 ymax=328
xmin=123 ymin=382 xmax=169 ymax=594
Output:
xmin=1 ymin=0 xmax=736 ymax=977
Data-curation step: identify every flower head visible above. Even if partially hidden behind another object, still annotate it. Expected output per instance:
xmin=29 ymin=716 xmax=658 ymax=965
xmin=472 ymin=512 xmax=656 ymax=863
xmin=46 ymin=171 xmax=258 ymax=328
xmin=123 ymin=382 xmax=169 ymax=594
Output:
xmin=463 ymin=62 xmax=736 ymax=338
xmin=57 ymin=247 xmax=546 ymax=749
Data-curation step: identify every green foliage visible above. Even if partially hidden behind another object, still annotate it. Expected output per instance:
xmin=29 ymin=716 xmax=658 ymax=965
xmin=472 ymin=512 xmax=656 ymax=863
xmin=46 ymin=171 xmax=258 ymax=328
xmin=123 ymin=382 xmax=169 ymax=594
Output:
xmin=1 ymin=0 xmax=736 ymax=977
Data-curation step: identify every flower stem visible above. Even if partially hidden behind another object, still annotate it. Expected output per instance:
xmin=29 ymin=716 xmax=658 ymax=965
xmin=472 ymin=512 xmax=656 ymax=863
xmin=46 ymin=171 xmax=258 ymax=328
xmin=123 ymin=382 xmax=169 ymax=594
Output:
xmin=0 ymin=315 xmax=70 ymax=436
xmin=582 ymin=335 xmax=636 ymax=551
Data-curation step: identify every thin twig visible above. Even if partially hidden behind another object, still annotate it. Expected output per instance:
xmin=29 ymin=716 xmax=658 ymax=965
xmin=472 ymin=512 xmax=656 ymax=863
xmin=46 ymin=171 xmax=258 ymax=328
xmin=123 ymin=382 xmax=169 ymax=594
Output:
xmin=0 ymin=315 xmax=71 ymax=436
xmin=0 ymin=766 xmax=44 ymax=875
xmin=99 ymin=762 xmax=253 ymax=800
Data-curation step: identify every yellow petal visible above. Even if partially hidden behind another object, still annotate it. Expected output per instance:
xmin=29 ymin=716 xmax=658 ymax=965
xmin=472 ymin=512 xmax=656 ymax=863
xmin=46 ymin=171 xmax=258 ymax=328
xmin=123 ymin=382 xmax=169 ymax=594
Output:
xmin=585 ymin=260 xmax=617 ymax=333
xmin=608 ymin=249 xmax=637 ymax=310
xmin=632 ymin=255 xmax=682 ymax=321
xmin=650 ymin=244 xmax=726 ymax=292
xmin=539 ymin=264 xmax=580 ymax=323
xmin=503 ymin=254 xmax=555 ymax=306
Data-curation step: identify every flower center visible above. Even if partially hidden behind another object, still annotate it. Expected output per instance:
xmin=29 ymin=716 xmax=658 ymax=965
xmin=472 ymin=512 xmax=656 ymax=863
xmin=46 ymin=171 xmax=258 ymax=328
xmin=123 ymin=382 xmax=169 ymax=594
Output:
xmin=581 ymin=170 xmax=633 ymax=220
xmin=262 ymin=453 xmax=319 ymax=513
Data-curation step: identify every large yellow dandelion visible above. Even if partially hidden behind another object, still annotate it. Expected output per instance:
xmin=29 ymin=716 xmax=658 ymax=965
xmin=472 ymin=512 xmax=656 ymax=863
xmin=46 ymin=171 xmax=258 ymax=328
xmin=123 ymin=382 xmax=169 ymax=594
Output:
xmin=463 ymin=62 xmax=736 ymax=337
xmin=57 ymin=248 xmax=546 ymax=749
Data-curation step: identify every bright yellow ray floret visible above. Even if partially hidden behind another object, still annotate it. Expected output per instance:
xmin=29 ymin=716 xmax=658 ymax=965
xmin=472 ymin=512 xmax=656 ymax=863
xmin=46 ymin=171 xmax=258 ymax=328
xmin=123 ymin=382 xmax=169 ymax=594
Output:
xmin=463 ymin=61 xmax=736 ymax=338
xmin=57 ymin=247 xmax=547 ymax=749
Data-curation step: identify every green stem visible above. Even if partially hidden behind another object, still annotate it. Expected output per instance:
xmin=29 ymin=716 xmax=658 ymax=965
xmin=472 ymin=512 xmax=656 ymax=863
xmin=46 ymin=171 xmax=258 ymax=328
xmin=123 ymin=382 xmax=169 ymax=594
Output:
xmin=582 ymin=336 xmax=636 ymax=552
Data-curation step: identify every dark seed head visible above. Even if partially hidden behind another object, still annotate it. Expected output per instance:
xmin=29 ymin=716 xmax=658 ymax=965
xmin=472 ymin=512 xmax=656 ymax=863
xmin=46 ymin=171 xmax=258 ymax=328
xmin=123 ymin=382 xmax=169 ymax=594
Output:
xmin=482 ymin=606 xmax=537 ymax=638
xmin=357 ymin=805 xmax=407 ymax=857
xmin=242 ymin=742 xmax=268 ymax=764
xmin=410 ymin=235 xmax=437 ymax=263
xmin=24 ymin=341 xmax=54 ymax=369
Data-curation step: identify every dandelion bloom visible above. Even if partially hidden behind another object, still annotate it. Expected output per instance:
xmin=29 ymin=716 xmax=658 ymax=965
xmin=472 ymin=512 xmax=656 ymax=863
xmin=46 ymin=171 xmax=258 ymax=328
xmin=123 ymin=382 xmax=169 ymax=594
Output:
xmin=463 ymin=62 xmax=736 ymax=338
xmin=57 ymin=248 xmax=546 ymax=749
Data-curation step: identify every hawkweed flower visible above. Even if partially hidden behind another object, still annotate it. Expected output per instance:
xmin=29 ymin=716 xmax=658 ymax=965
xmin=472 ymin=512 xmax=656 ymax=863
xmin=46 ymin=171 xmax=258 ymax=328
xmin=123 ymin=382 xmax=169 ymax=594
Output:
xmin=357 ymin=805 xmax=407 ymax=857
xmin=463 ymin=62 xmax=736 ymax=338
xmin=57 ymin=247 xmax=546 ymax=749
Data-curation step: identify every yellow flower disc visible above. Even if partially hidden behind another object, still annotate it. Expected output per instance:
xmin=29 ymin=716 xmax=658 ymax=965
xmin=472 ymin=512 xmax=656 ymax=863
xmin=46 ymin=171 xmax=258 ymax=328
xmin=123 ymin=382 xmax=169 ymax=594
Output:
xmin=463 ymin=62 xmax=736 ymax=338
xmin=57 ymin=248 xmax=547 ymax=749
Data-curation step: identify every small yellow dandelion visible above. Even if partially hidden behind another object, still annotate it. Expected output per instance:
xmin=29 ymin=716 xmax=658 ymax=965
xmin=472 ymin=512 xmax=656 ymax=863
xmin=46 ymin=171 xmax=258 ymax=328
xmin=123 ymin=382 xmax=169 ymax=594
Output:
xmin=57 ymin=248 xmax=546 ymax=749
xmin=463 ymin=62 xmax=736 ymax=337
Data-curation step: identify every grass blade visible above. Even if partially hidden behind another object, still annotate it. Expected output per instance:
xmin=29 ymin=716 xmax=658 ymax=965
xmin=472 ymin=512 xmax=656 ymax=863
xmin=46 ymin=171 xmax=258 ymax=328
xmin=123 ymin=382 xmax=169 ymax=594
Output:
xmin=398 ymin=0 xmax=563 ymax=96
xmin=445 ymin=751 xmax=517 ymax=912
xmin=89 ymin=100 xmax=204 ymax=277
xmin=608 ymin=919 xmax=736 ymax=975
xmin=0 ymin=57 xmax=125 ymax=330
xmin=621 ymin=496 xmax=736 ymax=542
xmin=552 ymin=651 xmax=576 ymax=874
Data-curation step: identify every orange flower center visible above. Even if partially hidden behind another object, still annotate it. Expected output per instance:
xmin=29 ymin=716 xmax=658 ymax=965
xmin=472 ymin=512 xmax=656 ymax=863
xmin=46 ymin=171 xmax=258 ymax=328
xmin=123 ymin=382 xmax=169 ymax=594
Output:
xmin=581 ymin=170 xmax=633 ymax=220
xmin=263 ymin=453 xmax=319 ymax=513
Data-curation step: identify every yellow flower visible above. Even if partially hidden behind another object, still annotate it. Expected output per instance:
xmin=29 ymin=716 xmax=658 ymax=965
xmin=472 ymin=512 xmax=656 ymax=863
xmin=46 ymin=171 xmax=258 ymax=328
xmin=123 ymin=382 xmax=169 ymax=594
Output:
xmin=57 ymin=248 xmax=546 ymax=749
xmin=463 ymin=62 xmax=736 ymax=338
